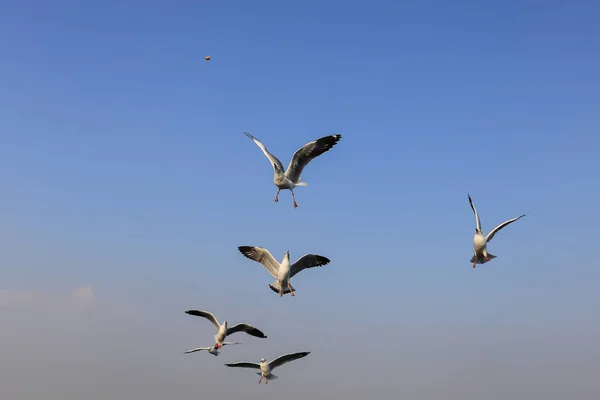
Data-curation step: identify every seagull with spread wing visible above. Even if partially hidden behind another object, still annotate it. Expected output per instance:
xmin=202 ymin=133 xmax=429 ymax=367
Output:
xmin=238 ymin=246 xmax=330 ymax=297
xmin=184 ymin=310 xmax=267 ymax=350
xmin=225 ymin=352 xmax=311 ymax=384
xmin=243 ymin=132 xmax=342 ymax=208
xmin=182 ymin=342 xmax=241 ymax=357
xmin=468 ymin=193 xmax=526 ymax=268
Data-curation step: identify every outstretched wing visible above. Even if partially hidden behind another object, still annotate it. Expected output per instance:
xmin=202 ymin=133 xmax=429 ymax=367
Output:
xmin=224 ymin=362 xmax=261 ymax=369
xmin=468 ymin=193 xmax=482 ymax=232
xmin=221 ymin=342 xmax=242 ymax=346
xmin=227 ymin=323 xmax=267 ymax=339
xmin=184 ymin=310 xmax=220 ymax=330
xmin=244 ymin=132 xmax=285 ymax=173
xmin=183 ymin=347 xmax=210 ymax=354
xmin=238 ymin=246 xmax=280 ymax=278
xmin=290 ymin=254 xmax=330 ymax=278
xmin=269 ymin=352 xmax=311 ymax=370
xmin=485 ymin=214 xmax=526 ymax=243
xmin=285 ymin=134 xmax=342 ymax=183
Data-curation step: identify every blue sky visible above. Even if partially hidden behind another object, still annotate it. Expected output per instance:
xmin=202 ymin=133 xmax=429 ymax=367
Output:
xmin=1 ymin=1 xmax=599 ymax=399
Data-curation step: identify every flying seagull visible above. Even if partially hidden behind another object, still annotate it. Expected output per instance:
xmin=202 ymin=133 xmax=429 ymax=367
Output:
xmin=225 ymin=351 xmax=311 ymax=384
xmin=185 ymin=310 xmax=267 ymax=349
xmin=468 ymin=193 xmax=526 ymax=268
xmin=183 ymin=342 xmax=241 ymax=356
xmin=238 ymin=246 xmax=330 ymax=297
xmin=243 ymin=132 xmax=342 ymax=208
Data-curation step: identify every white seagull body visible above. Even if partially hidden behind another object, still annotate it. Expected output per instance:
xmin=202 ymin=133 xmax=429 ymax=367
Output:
xmin=238 ymin=246 xmax=330 ymax=297
xmin=243 ymin=132 xmax=342 ymax=208
xmin=468 ymin=194 xmax=526 ymax=268
xmin=183 ymin=342 xmax=241 ymax=356
xmin=184 ymin=310 xmax=267 ymax=349
xmin=225 ymin=351 xmax=311 ymax=384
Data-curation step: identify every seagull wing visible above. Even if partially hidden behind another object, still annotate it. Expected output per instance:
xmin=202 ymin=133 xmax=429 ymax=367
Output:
xmin=244 ymin=132 xmax=285 ymax=173
xmin=468 ymin=193 xmax=482 ymax=232
xmin=226 ymin=324 xmax=267 ymax=339
xmin=485 ymin=214 xmax=526 ymax=243
xmin=269 ymin=352 xmax=311 ymax=371
xmin=184 ymin=310 xmax=220 ymax=330
xmin=290 ymin=254 xmax=331 ymax=278
xmin=285 ymin=134 xmax=342 ymax=183
xmin=238 ymin=246 xmax=280 ymax=278
xmin=183 ymin=347 xmax=210 ymax=354
xmin=224 ymin=362 xmax=261 ymax=369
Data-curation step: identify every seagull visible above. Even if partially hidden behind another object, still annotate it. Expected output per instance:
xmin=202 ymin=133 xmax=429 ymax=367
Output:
xmin=184 ymin=310 xmax=267 ymax=349
xmin=468 ymin=193 xmax=526 ymax=268
xmin=183 ymin=342 xmax=241 ymax=356
xmin=243 ymin=132 xmax=342 ymax=208
xmin=225 ymin=351 xmax=311 ymax=384
xmin=238 ymin=246 xmax=330 ymax=297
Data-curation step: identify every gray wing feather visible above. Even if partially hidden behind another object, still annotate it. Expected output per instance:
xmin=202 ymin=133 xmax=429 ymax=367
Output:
xmin=285 ymin=134 xmax=342 ymax=183
xmin=225 ymin=362 xmax=261 ymax=369
xmin=468 ymin=194 xmax=482 ymax=232
xmin=244 ymin=132 xmax=285 ymax=173
xmin=269 ymin=352 xmax=311 ymax=370
xmin=238 ymin=246 xmax=280 ymax=278
xmin=226 ymin=323 xmax=268 ymax=339
xmin=290 ymin=254 xmax=330 ymax=278
xmin=183 ymin=347 xmax=210 ymax=354
xmin=485 ymin=214 xmax=526 ymax=243
xmin=184 ymin=310 xmax=220 ymax=330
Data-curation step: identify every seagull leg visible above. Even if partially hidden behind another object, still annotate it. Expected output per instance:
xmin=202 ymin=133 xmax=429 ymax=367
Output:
xmin=473 ymin=261 xmax=477 ymax=268
xmin=484 ymin=256 xmax=490 ymax=262
xmin=274 ymin=189 xmax=280 ymax=203
xmin=291 ymin=191 xmax=298 ymax=208
xmin=265 ymin=377 xmax=269 ymax=384
xmin=288 ymin=282 xmax=295 ymax=297
xmin=279 ymin=288 xmax=283 ymax=297
xmin=258 ymin=376 xmax=263 ymax=384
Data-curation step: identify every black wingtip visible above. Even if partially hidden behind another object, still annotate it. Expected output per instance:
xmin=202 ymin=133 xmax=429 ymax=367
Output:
xmin=238 ymin=246 xmax=250 ymax=255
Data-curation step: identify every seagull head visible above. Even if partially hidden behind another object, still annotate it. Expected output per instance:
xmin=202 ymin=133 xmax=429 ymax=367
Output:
xmin=260 ymin=358 xmax=267 ymax=363
xmin=285 ymin=250 xmax=290 ymax=258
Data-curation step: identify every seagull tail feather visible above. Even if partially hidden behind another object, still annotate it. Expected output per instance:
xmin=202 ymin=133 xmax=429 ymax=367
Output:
xmin=470 ymin=253 xmax=497 ymax=264
xmin=269 ymin=281 xmax=295 ymax=295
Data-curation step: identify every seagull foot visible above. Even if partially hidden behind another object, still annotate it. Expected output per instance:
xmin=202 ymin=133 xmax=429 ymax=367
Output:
xmin=293 ymin=201 xmax=298 ymax=208
xmin=484 ymin=256 xmax=489 ymax=262
xmin=274 ymin=197 xmax=279 ymax=203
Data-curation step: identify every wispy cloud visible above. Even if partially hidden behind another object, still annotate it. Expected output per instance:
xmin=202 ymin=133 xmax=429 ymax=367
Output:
xmin=0 ymin=286 xmax=135 ymax=318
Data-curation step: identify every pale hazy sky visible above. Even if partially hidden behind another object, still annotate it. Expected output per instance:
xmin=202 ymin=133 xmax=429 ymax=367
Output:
xmin=1 ymin=0 xmax=600 ymax=399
